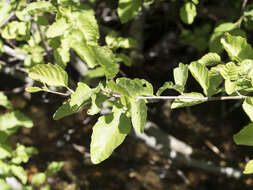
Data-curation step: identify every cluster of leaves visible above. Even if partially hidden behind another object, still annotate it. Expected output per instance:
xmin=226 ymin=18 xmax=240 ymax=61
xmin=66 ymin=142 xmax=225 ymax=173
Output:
xmin=0 ymin=93 xmax=63 ymax=189
xmin=3 ymin=0 xmax=253 ymax=180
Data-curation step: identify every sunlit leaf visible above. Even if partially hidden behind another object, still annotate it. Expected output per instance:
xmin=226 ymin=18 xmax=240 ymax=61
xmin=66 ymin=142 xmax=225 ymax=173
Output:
xmin=221 ymin=33 xmax=253 ymax=62
xmin=11 ymin=165 xmax=27 ymax=184
xmin=11 ymin=144 xmax=38 ymax=164
xmin=0 ymin=93 xmax=13 ymax=110
xmin=87 ymin=92 xmax=107 ymax=115
xmin=117 ymin=0 xmax=142 ymax=24
xmin=46 ymin=18 xmax=70 ymax=38
xmin=90 ymin=107 xmax=131 ymax=164
xmin=198 ymin=53 xmax=221 ymax=66
xmin=243 ymin=160 xmax=253 ymax=174
xmin=31 ymin=173 xmax=46 ymax=186
xmin=189 ymin=62 xmax=209 ymax=95
xmin=25 ymin=87 xmax=43 ymax=93
xmin=28 ymin=63 xmax=68 ymax=87
xmin=180 ymin=2 xmax=197 ymax=24
xmin=0 ymin=179 xmax=10 ymax=190
xmin=25 ymin=2 xmax=57 ymax=15
xmin=173 ymin=63 xmax=188 ymax=88
xmin=0 ymin=1 xmax=12 ymax=25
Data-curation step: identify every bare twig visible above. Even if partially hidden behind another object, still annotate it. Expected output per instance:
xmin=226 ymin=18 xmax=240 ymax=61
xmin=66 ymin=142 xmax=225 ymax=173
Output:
xmin=3 ymin=45 xmax=26 ymax=60
xmin=241 ymin=0 xmax=248 ymax=11
xmin=136 ymin=95 xmax=247 ymax=101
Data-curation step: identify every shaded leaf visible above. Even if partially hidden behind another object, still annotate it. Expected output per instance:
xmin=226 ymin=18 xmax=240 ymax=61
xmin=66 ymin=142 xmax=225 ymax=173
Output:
xmin=234 ymin=123 xmax=253 ymax=146
xmin=130 ymin=99 xmax=147 ymax=134
xmin=87 ymin=92 xmax=107 ymax=115
xmin=156 ymin=81 xmax=184 ymax=96
xmin=53 ymin=82 xmax=92 ymax=120
xmin=46 ymin=161 xmax=64 ymax=176
xmin=117 ymin=0 xmax=142 ymax=23
xmin=28 ymin=63 xmax=68 ymax=87
xmin=189 ymin=62 xmax=209 ymax=95
xmin=243 ymin=97 xmax=253 ymax=121
xmin=171 ymin=92 xmax=206 ymax=109
xmin=109 ymin=78 xmax=153 ymax=98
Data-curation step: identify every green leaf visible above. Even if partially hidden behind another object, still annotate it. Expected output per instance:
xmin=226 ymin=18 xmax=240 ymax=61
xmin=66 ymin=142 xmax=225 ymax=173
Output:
xmin=25 ymin=87 xmax=43 ymax=93
xmin=11 ymin=144 xmax=38 ymax=164
xmin=93 ymin=46 xmax=119 ymax=79
xmin=173 ymin=63 xmax=188 ymax=87
xmin=109 ymin=78 xmax=153 ymax=98
xmin=0 ymin=93 xmax=13 ymax=110
xmin=221 ymin=33 xmax=253 ymax=62
xmin=224 ymin=79 xmax=236 ymax=95
xmin=41 ymin=185 xmax=51 ymax=190
xmin=0 ymin=111 xmax=33 ymax=137
xmin=90 ymin=107 xmax=131 ymax=164
xmin=234 ymin=123 xmax=253 ymax=146
xmin=189 ymin=62 xmax=209 ymax=95
xmin=243 ymin=97 xmax=253 ymax=121
xmin=11 ymin=165 xmax=27 ymax=184
xmin=84 ymin=67 xmax=105 ymax=78
xmin=69 ymin=29 xmax=97 ymax=68
xmin=207 ymin=67 xmax=223 ymax=96
xmin=0 ymin=1 xmax=12 ymax=25
xmin=243 ymin=160 xmax=253 ymax=174
xmin=0 ymin=143 xmax=11 ymax=159
xmin=198 ymin=53 xmax=221 ymax=66
xmin=171 ymin=92 xmax=206 ymax=109
xmin=214 ymin=22 xmax=239 ymax=33
xmin=28 ymin=63 xmax=68 ymax=87
xmin=117 ymin=0 xmax=142 ymax=24
xmin=180 ymin=2 xmax=197 ymax=24
xmin=156 ymin=81 xmax=184 ymax=96
xmin=25 ymin=2 xmax=57 ymax=15
xmin=46 ymin=18 xmax=70 ymax=38
xmin=74 ymin=5 xmax=99 ymax=45
xmin=1 ymin=21 xmax=30 ymax=40
xmin=116 ymin=53 xmax=132 ymax=67
xmin=53 ymin=82 xmax=92 ymax=120
xmin=31 ymin=173 xmax=47 ymax=186
xmin=106 ymin=31 xmax=138 ymax=49
xmin=218 ymin=62 xmax=238 ymax=81
xmin=87 ymin=92 xmax=107 ymax=115
xmin=45 ymin=161 xmax=64 ymax=176
xmin=130 ymin=99 xmax=147 ymax=134
xmin=0 ymin=179 xmax=10 ymax=190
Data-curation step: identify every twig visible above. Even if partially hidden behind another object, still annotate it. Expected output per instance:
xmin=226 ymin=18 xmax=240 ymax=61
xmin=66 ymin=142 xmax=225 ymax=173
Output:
xmin=241 ymin=0 xmax=248 ymax=11
xmin=136 ymin=95 xmax=247 ymax=101
xmin=0 ymin=11 xmax=15 ymax=28
xmin=3 ymin=45 xmax=26 ymax=60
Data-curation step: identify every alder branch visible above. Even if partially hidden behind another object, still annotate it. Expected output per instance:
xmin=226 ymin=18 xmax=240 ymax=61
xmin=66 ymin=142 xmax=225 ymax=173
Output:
xmin=136 ymin=95 xmax=247 ymax=101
